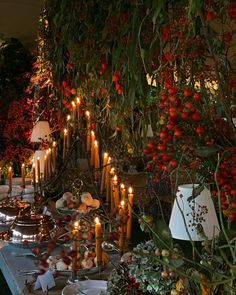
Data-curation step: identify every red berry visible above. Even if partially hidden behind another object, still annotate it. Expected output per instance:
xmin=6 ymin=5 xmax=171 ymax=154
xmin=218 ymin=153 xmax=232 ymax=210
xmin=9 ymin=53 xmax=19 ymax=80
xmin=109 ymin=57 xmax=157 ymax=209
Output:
xmin=192 ymin=113 xmax=202 ymax=122
xmin=173 ymin=128 xmax=183 ymax=138
xmin=193 ymin=92 xmax=202 ymax=102
xmin=168 ymin=87 xmax=177 ymax=95
xmin=169 ymin=159 xmax=178 ymax=168
xmin=181 ymin=112 xmax=189 ymax=120
xmin=183 ymin=89 xmax=191 ymax=97
xmin=231 ymin=202 xmax=236 ymax=209
xmin=196 ymin=126 xmax=205 ymax=135
xmin=229 ymin=212 xmax=236 ymax=221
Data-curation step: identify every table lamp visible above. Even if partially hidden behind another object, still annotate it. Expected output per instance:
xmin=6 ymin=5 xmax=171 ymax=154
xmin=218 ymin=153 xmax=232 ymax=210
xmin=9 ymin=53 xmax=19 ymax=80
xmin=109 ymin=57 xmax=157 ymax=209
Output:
xmin=31 ymin=120 xmax=51 ymax=143
xmin=169 ymin=184 xmax=220 ymax=241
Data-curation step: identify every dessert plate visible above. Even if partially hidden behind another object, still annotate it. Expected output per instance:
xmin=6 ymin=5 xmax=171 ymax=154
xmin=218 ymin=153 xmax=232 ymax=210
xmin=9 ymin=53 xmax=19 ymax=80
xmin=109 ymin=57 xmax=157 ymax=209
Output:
xmin=62 ymin=280 xmax=107 ymax=295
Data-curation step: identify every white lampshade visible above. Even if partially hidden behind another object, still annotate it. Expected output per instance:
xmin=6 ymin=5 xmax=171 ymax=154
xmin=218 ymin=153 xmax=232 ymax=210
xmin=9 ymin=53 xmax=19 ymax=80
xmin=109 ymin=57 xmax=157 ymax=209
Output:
xmin=169 ymin=184 xmax=219 ymax=241
xmin=31 ymin=120 xmax=51 ymax=143
xmin=33 ymin=150 xmax=46 ymax=181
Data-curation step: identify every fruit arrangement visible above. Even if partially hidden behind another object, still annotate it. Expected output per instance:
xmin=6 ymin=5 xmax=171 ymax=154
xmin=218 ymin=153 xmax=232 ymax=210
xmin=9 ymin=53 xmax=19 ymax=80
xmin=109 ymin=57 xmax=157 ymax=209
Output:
xmin=56 ymin=191 xmax=100 ymax=212
xmin=46 ymin=247 xmax=109 ymax=272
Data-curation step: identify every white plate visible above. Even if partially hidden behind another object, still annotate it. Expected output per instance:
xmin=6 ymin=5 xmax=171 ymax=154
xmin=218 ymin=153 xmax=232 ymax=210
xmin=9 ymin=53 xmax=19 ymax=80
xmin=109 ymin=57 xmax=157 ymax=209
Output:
xmin=62 ymin=280 xmax=107 ymax=295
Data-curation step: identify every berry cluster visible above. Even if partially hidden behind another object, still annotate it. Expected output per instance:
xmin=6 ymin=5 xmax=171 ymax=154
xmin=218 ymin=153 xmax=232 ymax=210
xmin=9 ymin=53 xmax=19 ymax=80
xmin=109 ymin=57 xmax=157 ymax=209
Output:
xmin=213 ymin=148 xmax=236 ymax=220
xmin=144 ymin=76 xmax=207 ymax=181
xmin=112 ymin=70 xmax=123 ymax=95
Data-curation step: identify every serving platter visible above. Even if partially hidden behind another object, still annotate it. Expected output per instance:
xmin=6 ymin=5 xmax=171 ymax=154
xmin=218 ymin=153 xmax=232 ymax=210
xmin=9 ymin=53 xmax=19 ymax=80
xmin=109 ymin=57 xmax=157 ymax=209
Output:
xmin=62 ymin=280 xmax=107 ymax=295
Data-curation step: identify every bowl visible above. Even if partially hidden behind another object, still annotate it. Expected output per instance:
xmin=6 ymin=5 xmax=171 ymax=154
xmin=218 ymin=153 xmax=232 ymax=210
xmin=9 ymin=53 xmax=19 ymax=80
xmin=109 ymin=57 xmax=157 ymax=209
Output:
xmin=9 ymin=212 xmax=56 ymax=244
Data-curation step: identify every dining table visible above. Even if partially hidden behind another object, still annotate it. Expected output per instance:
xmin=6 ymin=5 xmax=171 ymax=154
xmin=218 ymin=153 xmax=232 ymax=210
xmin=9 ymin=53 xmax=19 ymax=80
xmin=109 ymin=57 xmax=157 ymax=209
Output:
xmin=0 ymin=240 xmax=120 ymax=295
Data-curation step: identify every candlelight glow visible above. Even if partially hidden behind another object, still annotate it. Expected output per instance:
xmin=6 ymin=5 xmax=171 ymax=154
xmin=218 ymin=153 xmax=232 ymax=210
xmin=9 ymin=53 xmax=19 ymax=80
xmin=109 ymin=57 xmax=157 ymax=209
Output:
xmin=22 ymin=163 xmax=25 ymax=168
xmin=9 ymin=167 xmax=12 ymax=172
xmin=128 ymin=187 xmax=133 ymax=194
xmin=104 ymin=152 xmax=108 ymax=158
xmin=91 ymin=130 xmax=95 ymax=137
xmin=48 ymin=148 xmax=51 ymax=153
xmin=53 ymin=141 xmax=56 ymax=147
xmin=67 ymin=114 xmax=71 ymax=121
xmin=72 ymin=101 xmax=76 ymax=108
xmin=76 ymin=97 xmax=81 ymax=105
xmin=110 ymin=167 xmax=115 ymax=174
xmin=46 ymin=149 xmax=49 ymax=155
xmin=32 ymin=163 xmax=35 ymax=168
xmin=94 ymin=140 xmax=98 ymax=147
xmin=120 ymin=200 xmax=125 ymax=207
xmin=114 ymin=175 xmax=117 ymax=181
xmin=64 ymin=128 xmax=67 ymax=135
xmin=74 ymin=221 xmax=80 ymax=229
xmin=120 ymin=183 xmax=125 ymax=190
xmin=85 ymin=110 xmax=90 ymax=117
xmin=94 ymin=217 xmax=100 ymax=224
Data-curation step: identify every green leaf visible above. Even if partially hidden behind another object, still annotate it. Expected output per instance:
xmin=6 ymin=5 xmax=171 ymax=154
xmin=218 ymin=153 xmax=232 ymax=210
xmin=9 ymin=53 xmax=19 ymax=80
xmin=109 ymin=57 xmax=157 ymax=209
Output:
xmin=152 ymin=220 xmax=173 ymax=249
xmin=196 ymin=145 xmax=219 ymax=157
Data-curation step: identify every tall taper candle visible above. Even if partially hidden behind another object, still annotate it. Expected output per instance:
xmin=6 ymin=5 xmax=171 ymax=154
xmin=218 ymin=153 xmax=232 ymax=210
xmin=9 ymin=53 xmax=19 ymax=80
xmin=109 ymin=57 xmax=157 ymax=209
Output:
xmin=52 ymin=141 xmax=57 ymax=172
xmin=113 ymin=175 xmax=119 ymax=208
xmin=71 ymin=101 xmax=76 ymax=128
xmin=44 ymin=154 xmax=48 ymax=181
xmin=76 ymin=97 xmax=81 ymax=129
xmin=8 ymin=167 xmax=12 ymax=194
xmin=95 ymin=217 xmax=102 ymax=263
xmin=36 ymin=157 xmax=41 ymax=188
xmin=86 ymin=111 xmax=91 ymax=152
xmin=21 ymin=163 xmax=25 ymax=188
xmin=100 ymin=152 xmax=108 ymax=192
xmin=126 ymin=187 xmax=134 ymax=241
xmin=63 ymin=128 xmax=67 ymax=161
xmin=90 ymin=131 xmax=95 ymax=166
xmin=118 ymin=201 xmax=126 ymax=252
xmin=94 ymin=140 xmax=100 ymax=181
xmin=32 ymin=163 xmax=36 ymax=190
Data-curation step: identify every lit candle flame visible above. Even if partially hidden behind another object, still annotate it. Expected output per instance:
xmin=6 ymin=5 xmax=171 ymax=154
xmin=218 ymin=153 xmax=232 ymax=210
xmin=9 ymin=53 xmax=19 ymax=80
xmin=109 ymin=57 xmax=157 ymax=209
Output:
xmin=120 ymin=200 xmax=125 ymax=207
xmin=76 ymin=97 xmax=80 ymax=105
xmin=74 ymin=221 xmax=80 ymax=229
xmin=120 ymin=183 xmax=125 ymax=190
xmin=71 ymin=101 xmax=76 ymax=108
xmin=67 ymin=114 xmax=71 ymax=121
xmin=9 ymin=167 xmax=12 ymax=172
xmin=91 ymin=130 xmax=95 ymax=137
xmin=64 ymin=128 xmax=67 ymax=135
xmin=22 ymin=163 xmax=25 ymax=168
xmin=110 ymin=167 xmax=115 ymax=174
xmin=104 ymin=152 xmax=108 ymax=158
xmin=85 ymin=110 xmax=90 ymax=117
xmin=94 ymin=140 xmax=98 ymax=147
xmin=128 ymin=187 xmax=133 ymax=194
xmin=32 ymin=163 xmax=35 ymax=168
xmin=53 ymin=141 xmax=56 ymax=147
xmin=94 ymin=217 xmax=100 ymax=224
